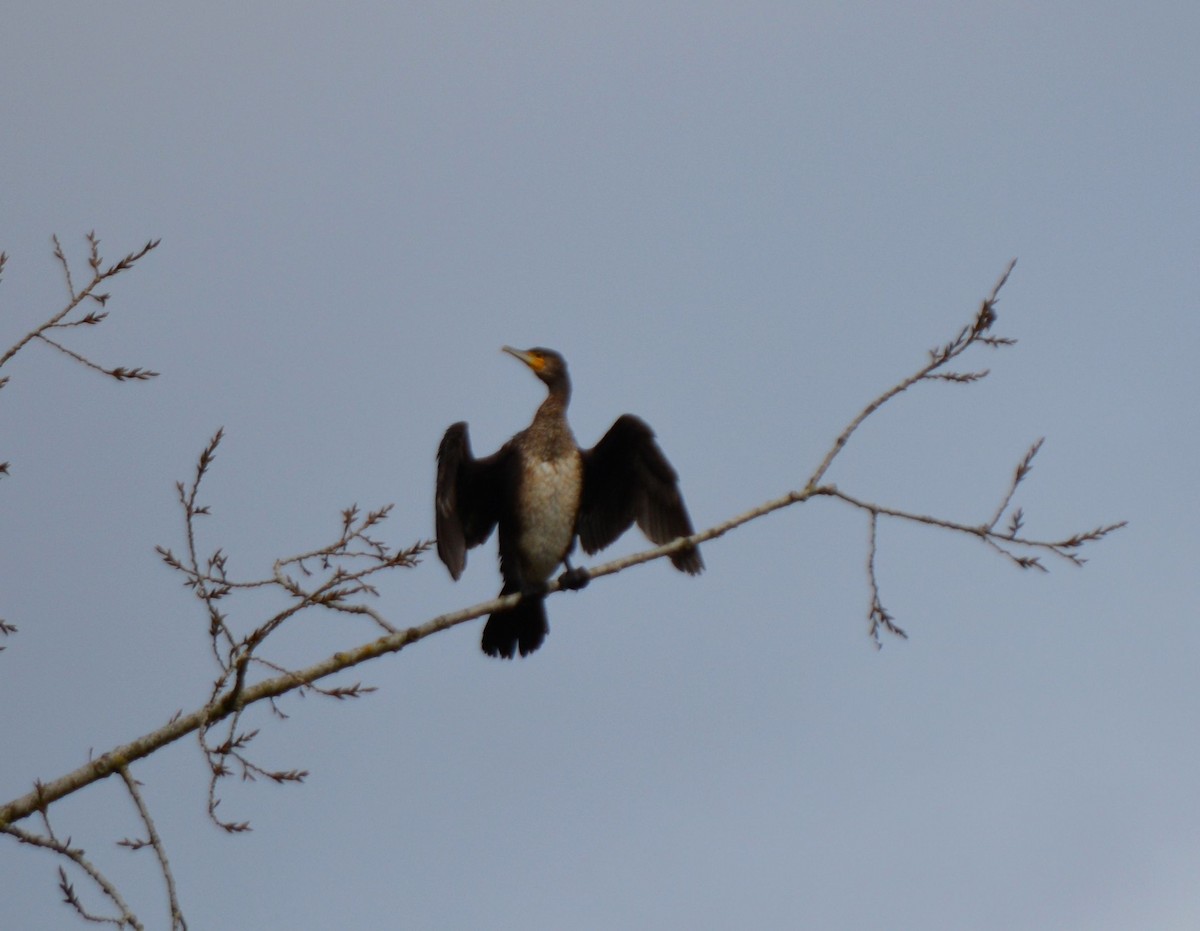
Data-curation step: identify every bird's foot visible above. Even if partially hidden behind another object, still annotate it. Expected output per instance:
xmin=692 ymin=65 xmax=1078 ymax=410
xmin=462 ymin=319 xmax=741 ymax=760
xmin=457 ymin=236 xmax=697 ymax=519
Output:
xmin=557 ymin=565 xmax=591 ymax=591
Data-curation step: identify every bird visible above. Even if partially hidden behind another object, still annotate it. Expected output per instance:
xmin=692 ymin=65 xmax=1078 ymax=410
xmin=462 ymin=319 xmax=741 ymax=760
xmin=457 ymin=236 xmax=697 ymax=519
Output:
xmin=435 ymin=346 xmax=703 ymax=659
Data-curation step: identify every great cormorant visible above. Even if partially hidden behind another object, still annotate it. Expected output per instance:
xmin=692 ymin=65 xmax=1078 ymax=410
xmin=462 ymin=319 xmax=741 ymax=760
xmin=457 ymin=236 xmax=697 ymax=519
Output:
xmin=436 ymin=346 xmax=702 ymax=658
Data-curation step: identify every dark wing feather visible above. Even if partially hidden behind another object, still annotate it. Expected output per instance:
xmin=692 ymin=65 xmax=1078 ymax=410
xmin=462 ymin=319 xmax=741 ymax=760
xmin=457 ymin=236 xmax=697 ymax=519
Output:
xmin=435 ymin=422 xmax=512 ymax=580
xmin=578 ymin=414 xmax=703 ymax=574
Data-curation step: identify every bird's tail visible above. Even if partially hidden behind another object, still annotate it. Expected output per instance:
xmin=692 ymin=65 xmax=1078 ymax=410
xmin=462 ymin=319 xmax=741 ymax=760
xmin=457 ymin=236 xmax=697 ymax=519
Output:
xmin=481 ymin=587 xmax=548 ymax=659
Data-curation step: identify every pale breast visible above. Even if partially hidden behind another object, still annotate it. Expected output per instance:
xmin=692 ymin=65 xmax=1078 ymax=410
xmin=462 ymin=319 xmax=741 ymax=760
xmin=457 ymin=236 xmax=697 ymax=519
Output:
xmin=517 ymin=453 xmax=583 ymax=582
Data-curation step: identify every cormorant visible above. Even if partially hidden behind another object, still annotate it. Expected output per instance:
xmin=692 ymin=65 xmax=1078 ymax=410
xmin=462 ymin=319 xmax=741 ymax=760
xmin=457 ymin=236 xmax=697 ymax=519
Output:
xmin=436 ymin=346 xmax=703 ymax=658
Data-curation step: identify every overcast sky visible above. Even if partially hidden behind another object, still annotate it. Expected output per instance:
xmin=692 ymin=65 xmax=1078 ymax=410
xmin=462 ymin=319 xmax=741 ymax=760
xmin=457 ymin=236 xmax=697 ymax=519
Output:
xmin=2 ymin=3 xmax=1198 ymax=929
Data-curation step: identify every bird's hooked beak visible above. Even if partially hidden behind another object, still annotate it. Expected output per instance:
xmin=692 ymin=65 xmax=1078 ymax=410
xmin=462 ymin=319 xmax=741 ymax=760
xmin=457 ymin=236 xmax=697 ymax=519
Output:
xmin=502 ymin=345 xmax=545 ymax=373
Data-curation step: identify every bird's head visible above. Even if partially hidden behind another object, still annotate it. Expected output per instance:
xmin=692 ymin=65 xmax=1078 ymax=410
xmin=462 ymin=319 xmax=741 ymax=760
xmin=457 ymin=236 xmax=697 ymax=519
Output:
xmin=502 ymin=346 xmax=569 ymax=389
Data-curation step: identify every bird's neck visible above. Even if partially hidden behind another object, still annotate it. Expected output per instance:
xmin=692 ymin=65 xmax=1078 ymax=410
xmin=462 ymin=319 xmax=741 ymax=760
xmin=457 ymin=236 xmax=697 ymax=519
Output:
xmin=526 ymin=382 xmax=575 ymax=458
xmin=536 ymin=379 xmax=570 ymax=418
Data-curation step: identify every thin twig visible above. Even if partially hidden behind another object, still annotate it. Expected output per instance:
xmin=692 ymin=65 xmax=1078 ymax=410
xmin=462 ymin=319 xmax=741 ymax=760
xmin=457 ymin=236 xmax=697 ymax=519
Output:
xmin=0 ymin=822 xmax=144 ymax=930
xmin=986 ymin=437 xmax=1043 ymax=531
xmin=820 ymin=485 xmax=1126 ymax=567
xmin=865 ymin=511 xmax=907 ymax=644
xmin=0 ymin=234 xmax=159 ymax=373
xmin=806 ymin=259 xmax=1017 ymax=489
xmin=118 ymin=766 xmax=187 ymax=930
xmin=33 ymin=334 xmax=158 ymax=380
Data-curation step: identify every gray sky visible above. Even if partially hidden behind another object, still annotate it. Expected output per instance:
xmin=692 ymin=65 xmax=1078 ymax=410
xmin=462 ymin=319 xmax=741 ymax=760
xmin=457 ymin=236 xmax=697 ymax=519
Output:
xmin=2 ymin=3 xmax=1197 ymax=929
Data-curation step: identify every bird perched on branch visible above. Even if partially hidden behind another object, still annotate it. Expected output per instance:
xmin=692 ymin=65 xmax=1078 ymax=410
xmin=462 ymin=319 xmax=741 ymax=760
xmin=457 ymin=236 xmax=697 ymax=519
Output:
xmin=436 ymin=346 xmax=703 ymax=659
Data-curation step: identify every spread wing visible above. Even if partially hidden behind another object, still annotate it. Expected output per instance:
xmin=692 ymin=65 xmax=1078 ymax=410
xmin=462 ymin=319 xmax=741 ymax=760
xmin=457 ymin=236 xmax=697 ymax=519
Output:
xmin=577 ymin=414 xmax=703 ymax=574
xmin=435 ymin=422 xmax=514 ymax=580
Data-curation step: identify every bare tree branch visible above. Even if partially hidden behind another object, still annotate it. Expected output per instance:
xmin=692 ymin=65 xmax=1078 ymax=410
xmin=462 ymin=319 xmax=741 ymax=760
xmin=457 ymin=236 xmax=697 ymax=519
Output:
xmin=0 ymin=260 xmax=1124 ymax=828
xmin=117 ymin=766 xmax=187 ymax=930
xmin=819 ymin=486 xmax=1126 ymax=570
xmin=865 ymin=510 xmax=907 ymax=644
xmin=0 ymin=233 xmax=159 ymax=375
xmin=0 ymin=821 xmax=144 ymax=929
xmin=806 ymin=259 xmax=1017 ymax=490
xmin=33 ymin=333 xmax=158 ymax=380
xmin=0 ymin=234 xmax=159 ymax=495
xmin=0 ymin=257 xmax=1125 ymax=927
